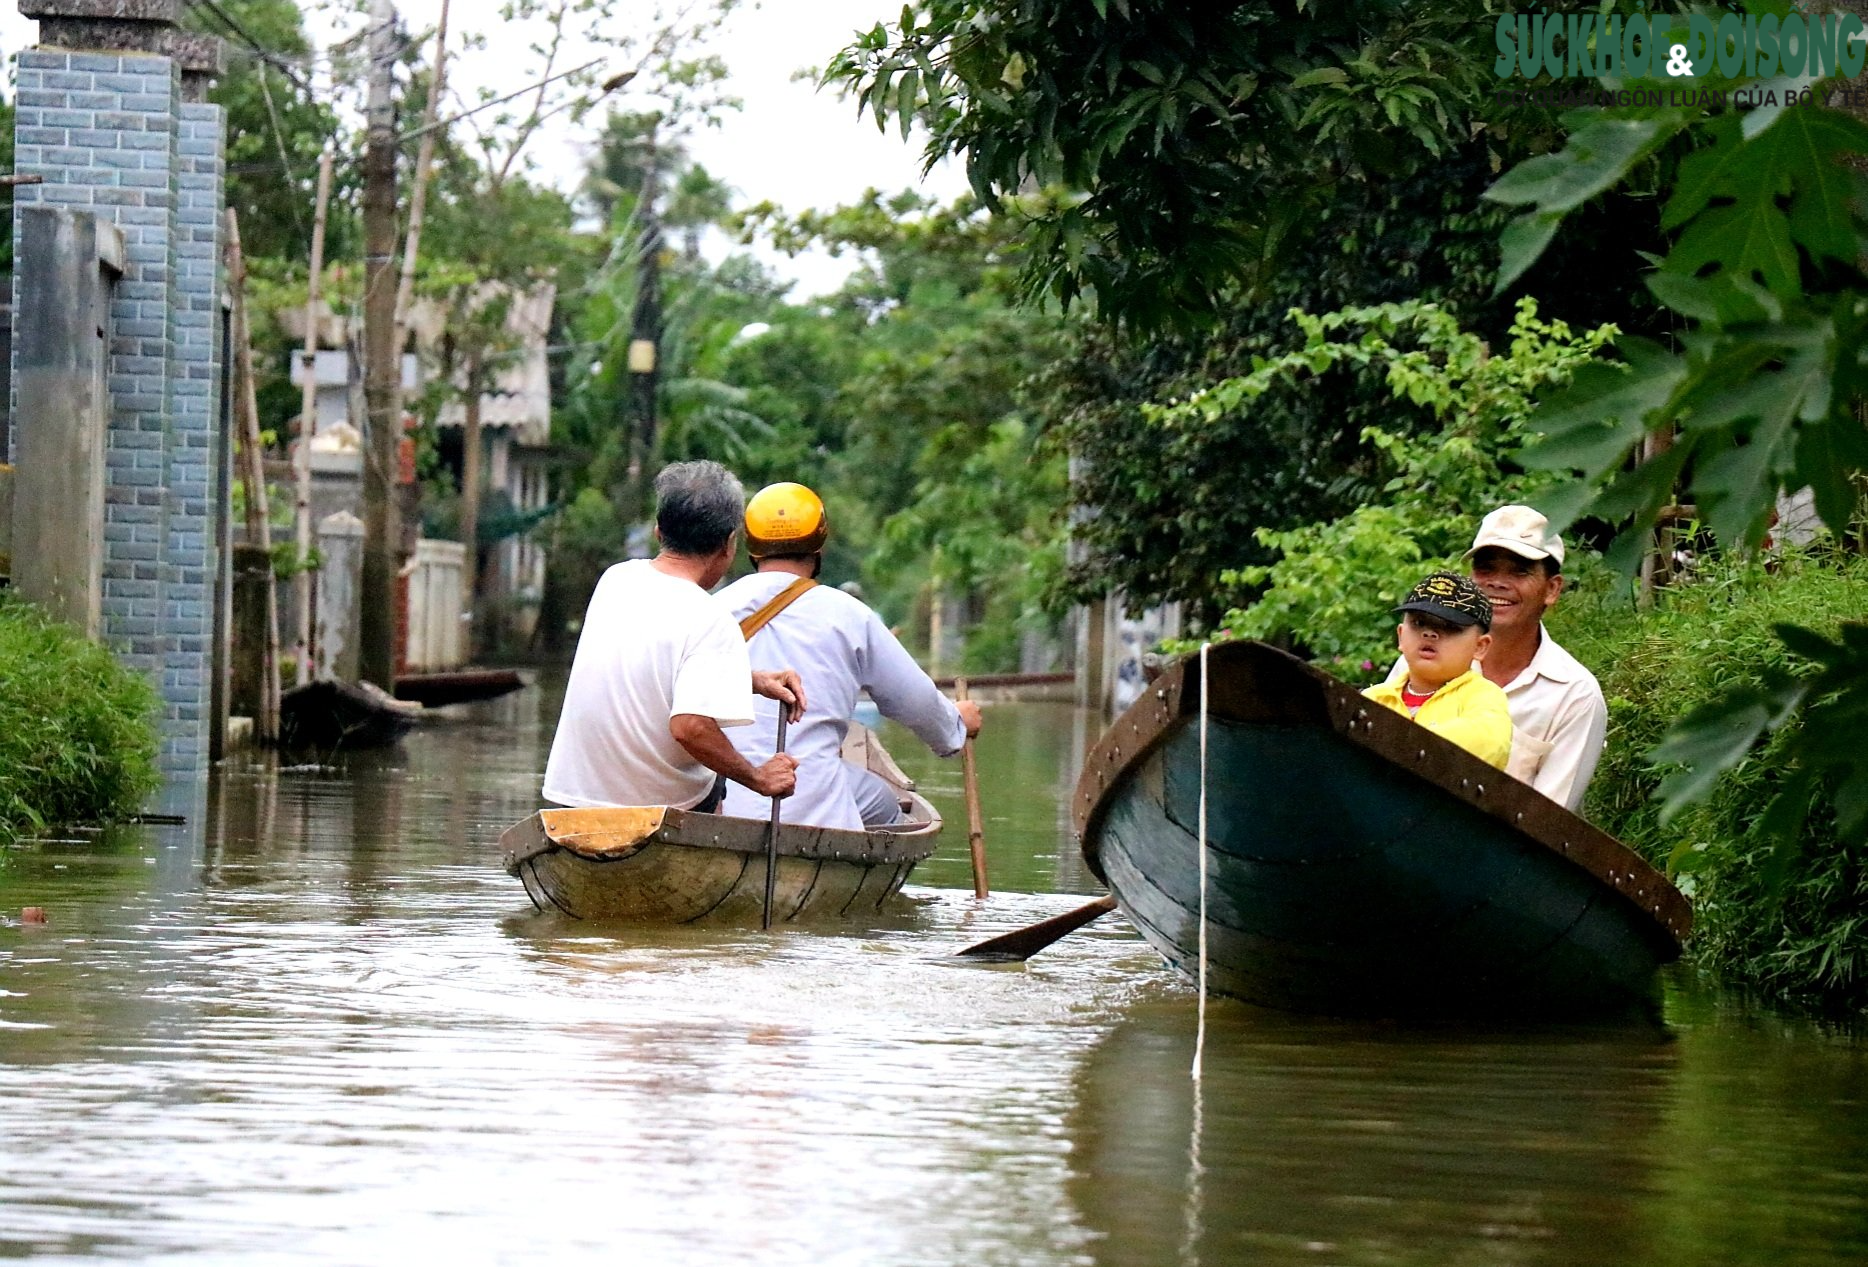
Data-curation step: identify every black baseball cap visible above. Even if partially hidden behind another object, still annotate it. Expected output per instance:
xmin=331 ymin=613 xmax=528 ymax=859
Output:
xmin=1394 ymin=571 xmax=1493 ymax=631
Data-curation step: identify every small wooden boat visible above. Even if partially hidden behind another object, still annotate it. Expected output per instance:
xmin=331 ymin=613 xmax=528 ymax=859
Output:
xmin=394 ymin=668 xmax=529 ymax=707
xmin=279 ymin=679 xmax=422 ymax=751
xmin=501 ymin=727 xmax=942 ymax=922
xmin=1076 ymin=641 xmax=1691 ymax=1019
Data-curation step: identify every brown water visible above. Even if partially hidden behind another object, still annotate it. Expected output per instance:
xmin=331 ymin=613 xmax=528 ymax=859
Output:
xmin=2 ymin=683 xmax=1865 ymax=1265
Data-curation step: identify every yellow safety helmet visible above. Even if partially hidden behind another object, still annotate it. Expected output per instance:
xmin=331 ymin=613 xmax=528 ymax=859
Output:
xmin=745 ymin=482 xmax=829 ymax=559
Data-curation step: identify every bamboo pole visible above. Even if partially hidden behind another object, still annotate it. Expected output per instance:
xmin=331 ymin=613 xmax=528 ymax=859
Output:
xmin=226 ymin=210 xmax=282 ymax=743
xmin=292 ymin=148 xmax=335 ymax=686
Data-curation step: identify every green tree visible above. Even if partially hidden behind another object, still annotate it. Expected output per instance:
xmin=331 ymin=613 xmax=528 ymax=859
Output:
xmin=1154 ymin=298 xmax=1617 ymax=674
xmin=827 ymin=0 xmax=1502 ymax=327
xmin=184 ymin=0 xmax=346 ymax=264
xmin=1 ymin=93 xmax=15 ymax=273
xmin=1482 ymin=15 xmax=1868 ymax=871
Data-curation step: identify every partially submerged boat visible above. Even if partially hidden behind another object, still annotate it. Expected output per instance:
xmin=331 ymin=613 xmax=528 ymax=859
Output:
xmin=1075 ymin=641 xmax=1691 ymax=1019
xmin=501 ymin=726 xmax=942 ymax=922
xmin=279 ymin=679 xmax=422 ymax=751
xmin=394 ymin=668 xmax=529 ymax=707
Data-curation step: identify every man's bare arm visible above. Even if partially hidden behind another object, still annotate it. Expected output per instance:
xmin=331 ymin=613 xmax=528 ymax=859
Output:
xmin=670 ymin=714 xmax=797 ymax=797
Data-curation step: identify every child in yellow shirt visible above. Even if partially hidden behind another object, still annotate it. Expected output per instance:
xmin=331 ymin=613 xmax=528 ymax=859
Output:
xmin=1362 ymin=571 xmax=1513 ymax=769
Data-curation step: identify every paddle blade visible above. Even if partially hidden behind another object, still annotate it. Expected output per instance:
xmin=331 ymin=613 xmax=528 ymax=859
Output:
xmin=954 ymin=895 xmax=1119 ymax=962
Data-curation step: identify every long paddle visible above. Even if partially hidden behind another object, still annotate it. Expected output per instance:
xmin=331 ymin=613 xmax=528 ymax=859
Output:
xmin=761 ymin=711 xmax=789 ymax=931
xmin=955 ymin=895 xmax=1118 ymax=962
xmin=956 ymin=677 xmax=989 ymax=898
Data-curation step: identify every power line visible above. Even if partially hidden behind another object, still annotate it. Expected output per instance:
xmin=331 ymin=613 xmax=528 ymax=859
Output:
xmin=184 ymin=0 xmax=316 ymax=95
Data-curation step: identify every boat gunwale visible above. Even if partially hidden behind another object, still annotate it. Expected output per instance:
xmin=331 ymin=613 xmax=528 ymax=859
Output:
xmin=1073 ymin=640 xmax=1691 ymax=950
xmin=501 ymin=791 xmax=942 ymax=876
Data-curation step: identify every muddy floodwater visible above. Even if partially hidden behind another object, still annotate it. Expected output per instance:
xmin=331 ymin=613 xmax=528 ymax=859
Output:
xmin=3 ymin=681 xmax=1866 ymax=1265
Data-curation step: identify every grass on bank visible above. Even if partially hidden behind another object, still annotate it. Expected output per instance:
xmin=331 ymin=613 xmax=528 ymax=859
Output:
xmin=0 ymin=594 xmax=160 ymax=837
xmin=1550 ymin=547 xmax=1868 ymax=1011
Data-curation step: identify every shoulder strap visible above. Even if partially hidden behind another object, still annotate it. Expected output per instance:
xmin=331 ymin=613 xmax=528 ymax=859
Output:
xmin=739 ymin=576 xmax=818 ymax=641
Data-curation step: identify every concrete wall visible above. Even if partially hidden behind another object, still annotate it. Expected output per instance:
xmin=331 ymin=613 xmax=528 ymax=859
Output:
xmin=8 ymin=207 xmax=122 ymax=635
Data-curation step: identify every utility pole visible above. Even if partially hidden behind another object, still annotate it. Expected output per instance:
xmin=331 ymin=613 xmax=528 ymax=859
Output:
xmin=625 ymin=119 xmax=662 ymax=523
xmin=292 ymin=148 xmax=335 ymax=687
xmin=359 ymin=0 xmax=402 ymax=689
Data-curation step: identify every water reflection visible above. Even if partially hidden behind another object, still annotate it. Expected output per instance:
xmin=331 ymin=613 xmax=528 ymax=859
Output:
xmin=1070 ymin=1001 xmax=1675 ymax=1266
xmin=2 ymin=679 xmax=1865 ymax=1265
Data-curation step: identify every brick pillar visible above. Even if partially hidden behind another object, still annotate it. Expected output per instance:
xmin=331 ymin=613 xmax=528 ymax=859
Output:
xmin=163 ymin=80 xmax=226 ymax=776
xmin=9 ymin=1 xmax=226 ymax=778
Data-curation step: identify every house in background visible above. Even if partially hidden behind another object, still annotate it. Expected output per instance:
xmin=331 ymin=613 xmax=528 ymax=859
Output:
xmin=426 ymin=283 xmax=558 ymax=654
xmin=278 ymin=284 xmax=557 ymax=668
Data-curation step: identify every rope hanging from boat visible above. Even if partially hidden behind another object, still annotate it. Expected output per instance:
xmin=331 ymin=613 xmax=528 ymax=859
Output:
xmin=1193 ymin=641 xmax=1211 ymax=1081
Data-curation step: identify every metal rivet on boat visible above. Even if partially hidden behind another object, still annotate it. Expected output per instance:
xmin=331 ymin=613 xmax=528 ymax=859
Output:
xmin=1562 ymin=841 xmax=1570 ymax=852
xmin=1417 ymin=749 xmax=1426 ymax=761
xmin=1461 ymin=778 xmax=1469 ymax=789
xmin=1514 ymin=811 xmax=1523 ymax=822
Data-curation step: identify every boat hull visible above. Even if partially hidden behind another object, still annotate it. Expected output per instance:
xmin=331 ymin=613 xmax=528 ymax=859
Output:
xmin=501 ymin=796 xmax=939 ymax=924
xmin=1078 ymin=642 xmax=1690 ymax=1019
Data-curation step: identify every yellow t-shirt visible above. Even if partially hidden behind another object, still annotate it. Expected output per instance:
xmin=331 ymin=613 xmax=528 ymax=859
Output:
xmin=1362 ymin=667 xmax=1512 ymax=770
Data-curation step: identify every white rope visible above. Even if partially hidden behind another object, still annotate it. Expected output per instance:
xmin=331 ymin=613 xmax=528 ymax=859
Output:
xmin=1192 ymin=641 xmax=1210 ymax=1082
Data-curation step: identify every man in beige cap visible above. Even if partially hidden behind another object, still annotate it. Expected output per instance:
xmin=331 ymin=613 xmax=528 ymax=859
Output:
xmin=1463 ymin=504 xmax=1606 ymax=810
xmin=1382 ymin=504 xmax=1606 ymax=810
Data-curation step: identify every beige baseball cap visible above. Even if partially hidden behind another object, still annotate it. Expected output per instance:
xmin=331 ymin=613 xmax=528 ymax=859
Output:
xmin=1463 ymin=504 xmax=1565 ymax=568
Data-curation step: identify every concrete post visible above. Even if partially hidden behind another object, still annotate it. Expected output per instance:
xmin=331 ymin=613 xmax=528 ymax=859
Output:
xmin=9 ymin=208 xmax=122 ymax=636
xmin=228 ymin=542 xmax=270 ymax=720
xmin=315 ymin=510 xmax=365 ymax=682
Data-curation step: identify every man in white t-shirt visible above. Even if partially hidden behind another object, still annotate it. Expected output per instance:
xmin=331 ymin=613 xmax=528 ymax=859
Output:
xmin=542 ymin=462 xmax=804 ymax=812
xmin=1383 ymin=505 xmax=1607 ymax=810
xmin=715 ymin=482 xmax=983 ymax=831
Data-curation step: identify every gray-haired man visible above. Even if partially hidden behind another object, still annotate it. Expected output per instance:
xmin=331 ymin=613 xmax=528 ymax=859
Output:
xmin=543 ymin=461 xmax=805 ymax=812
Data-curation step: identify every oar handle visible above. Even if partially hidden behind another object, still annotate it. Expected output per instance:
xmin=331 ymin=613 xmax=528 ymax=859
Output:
xmin=761 ymin=711 xmax=789 ymax=931
xmin=957 ymin=677 xmax=988 ymax=899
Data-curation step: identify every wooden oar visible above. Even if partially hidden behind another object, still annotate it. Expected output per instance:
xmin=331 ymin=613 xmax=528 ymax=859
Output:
xmin=761 ymin=711 xmax=789 ymax=931
xmin=955 ymin=895 xmax=1118 ymax=962
xmin=956 ymin=676 xmax=988 ymax=898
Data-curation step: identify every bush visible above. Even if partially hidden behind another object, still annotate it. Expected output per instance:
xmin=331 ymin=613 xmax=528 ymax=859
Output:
xmin=1549 ymin=549 xmax=1868 ymax=1010
xmin=0 ymin=595 xmax=161 ymax=836
xmin=1160 ymin=298 xmax=1617 ymax=676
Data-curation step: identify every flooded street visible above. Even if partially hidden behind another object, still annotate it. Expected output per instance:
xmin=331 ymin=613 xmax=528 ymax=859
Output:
xmin=3 ymin=683 xmax=1866 ymax=1265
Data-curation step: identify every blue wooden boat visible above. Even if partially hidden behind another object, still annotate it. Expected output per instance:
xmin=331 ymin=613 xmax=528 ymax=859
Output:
xmin=1075 ymin=641 xmax=1691 ymax=1018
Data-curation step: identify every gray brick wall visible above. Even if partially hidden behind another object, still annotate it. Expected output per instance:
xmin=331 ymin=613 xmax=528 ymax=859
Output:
xmin=11 ymin=48 xmax=227 ymax=779
xmin=163 ymin=101 xmax=224 ymax=776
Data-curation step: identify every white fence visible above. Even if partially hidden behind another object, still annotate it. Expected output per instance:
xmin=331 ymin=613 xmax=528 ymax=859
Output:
xmin=405 ymin=538 xmax=467 ymax=672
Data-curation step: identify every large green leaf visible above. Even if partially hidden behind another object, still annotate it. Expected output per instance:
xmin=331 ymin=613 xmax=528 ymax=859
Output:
xmin=1484 ymin=116 xmax=1683 ymax=214
xmin=1652 ymin=686 xmax=1786 ymax=816
xmin=1661 ymin=114 xmax=1749 ymax=230
xmin=1765 ymin=107 xmax=1868 ymax=265
xmin=1667 ymin=196 xmax=1802 ymax=298
xmin=1492 ymin=211 xmax=1561 ymax=296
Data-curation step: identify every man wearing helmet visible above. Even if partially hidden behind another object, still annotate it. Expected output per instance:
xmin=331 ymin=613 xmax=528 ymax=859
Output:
xmin=716 ymin=482 xmax=984 ymax=830
xmin=543 ymin=462 xmax=805 ymax=814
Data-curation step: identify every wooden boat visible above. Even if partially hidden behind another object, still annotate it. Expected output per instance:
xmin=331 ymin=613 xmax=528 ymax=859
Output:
xmin=279 ymin=679 xmax=422 ymax=751
xmin=501 ymin=727 xmax=942 ymax=922
xmin=394 ymin=668 xmax=529 ymax=707
xmin=1075 ymin=641 xmax=1692 ymax=1019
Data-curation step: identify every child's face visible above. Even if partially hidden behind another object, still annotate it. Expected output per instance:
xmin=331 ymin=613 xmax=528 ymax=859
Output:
xmin=1397 ymin=612 xmax=1490 ymax=688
